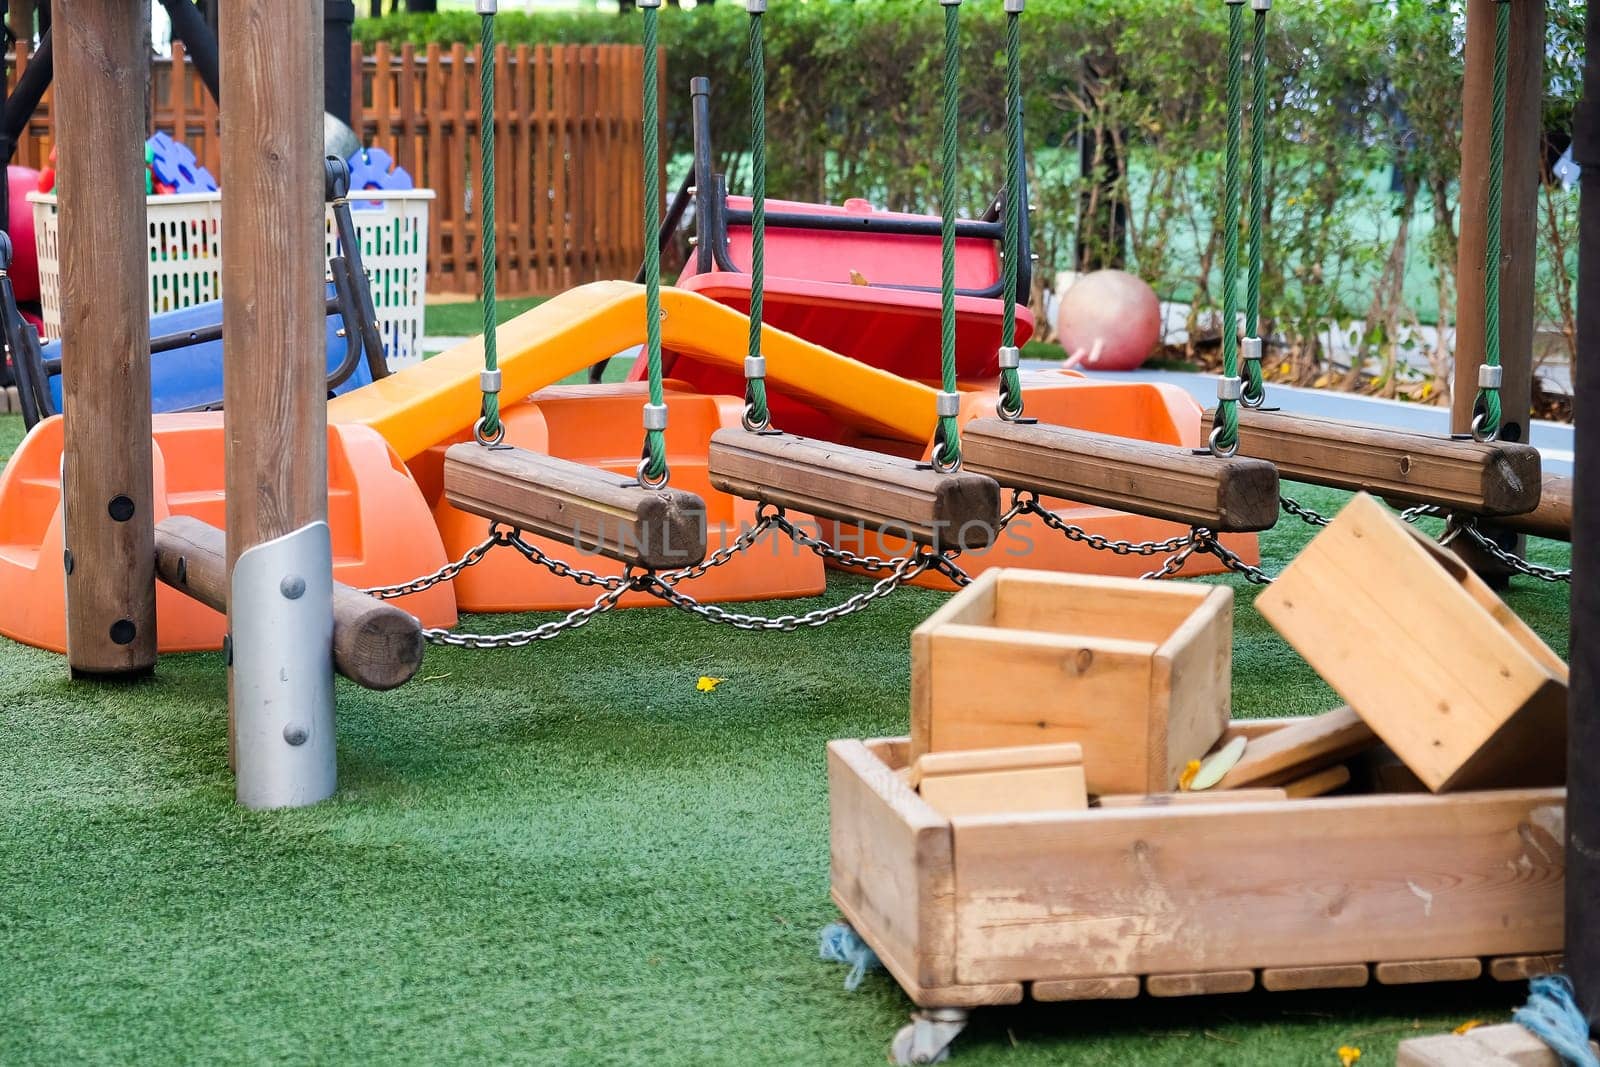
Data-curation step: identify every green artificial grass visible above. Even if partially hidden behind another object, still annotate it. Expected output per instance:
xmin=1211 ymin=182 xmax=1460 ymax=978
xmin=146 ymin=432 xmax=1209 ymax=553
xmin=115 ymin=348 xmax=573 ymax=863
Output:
xmin=0 ymin=405 xmax=1572 ymax=1065
xmin=425 ymin=296 xmax=548 ymax=338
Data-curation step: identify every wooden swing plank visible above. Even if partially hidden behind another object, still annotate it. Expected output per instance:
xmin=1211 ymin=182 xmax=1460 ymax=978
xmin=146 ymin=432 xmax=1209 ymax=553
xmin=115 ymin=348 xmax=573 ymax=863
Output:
xmin=960 ymin=417 xmax=1280 ymax=532
xmin=153 ymin=516 xmax=424 ymax=692
xmin=443 ymin=442 xmax=708 ymax=570
xmin=1200 ymin=407 xmax=1542 ymax=516
xmin=1500 ymin=473 xmax=1572 ymax=541
xmin=707 ymin=428 xmax=1000 ymax=549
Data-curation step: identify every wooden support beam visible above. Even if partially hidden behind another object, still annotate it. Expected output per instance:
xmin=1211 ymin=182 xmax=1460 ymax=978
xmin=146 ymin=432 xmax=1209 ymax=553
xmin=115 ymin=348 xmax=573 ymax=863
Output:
xmin=222 ymin=0 xmax=330 ymax=756
xmin=961 ymin=417 xmax=1279 ymax=532
xmin=1145 ymin=971 xmax=1256 ymax=997
xmin=56 ymin=0 xmax=155 ymax=675
xmin=1373 ymin=957 xmax=1483 ymax=985
xmin=1201 ymin=408 xmax=1541 ymax=516
xmin=1453 ymin=0 xmax=1544 ymax=446
xmin=708 ymin=428 xmax=1000 ymax=550
xmin=443 ymin=443 xmax=708 ymax=570
xmin=1259 ymin=964 xmax=1369 ymax=992
xmin=155 ymin=516 xmax=423 ymax=692
xmin=1501 ymin=474 xmax=1572 ymax=541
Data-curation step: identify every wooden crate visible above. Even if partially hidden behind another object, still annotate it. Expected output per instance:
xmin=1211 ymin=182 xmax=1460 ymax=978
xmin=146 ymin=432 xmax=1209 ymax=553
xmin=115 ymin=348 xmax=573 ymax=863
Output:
xmin=911 ymin=569 xmax=1231 ymax=795
xmin=829 ymin=728 xmax=1564 ymax=1009
xmin=1256 ymin=492 xmax=1568 ymax=791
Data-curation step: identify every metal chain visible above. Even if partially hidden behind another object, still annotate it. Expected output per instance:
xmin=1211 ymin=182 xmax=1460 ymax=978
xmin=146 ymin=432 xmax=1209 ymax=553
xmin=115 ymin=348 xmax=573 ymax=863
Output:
xmin=765 ymin=508 xmax=971 ymax=585
xmin=1005 ymin=493 xmax=1197 ymax=557
xmin=422 ymin=581 xmax=634 ymax=648
xmin=636 ymin=551 xmax=934 ymax=631
xmin=1279 ymin=495 xmax=1332 ymax=527
xmin=360 ymin=528 xmax=511 ymax=599
xmin=1449 ymin=520 xmax=1571 ymax=583
xmin=1192 ymin=530 xmax=1275 ymax=584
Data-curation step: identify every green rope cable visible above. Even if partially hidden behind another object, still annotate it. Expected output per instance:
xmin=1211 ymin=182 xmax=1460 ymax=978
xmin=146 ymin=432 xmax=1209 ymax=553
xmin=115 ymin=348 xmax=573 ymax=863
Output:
xmin=1242 ymin=1 xmax=1267 ymax=405
xmin=478 ymin=11 xmax=501 ymax=441
xmin=640 ymin=2 xmax=669 ymax=479
xmin=1214 ymin=1 xmax=1244 ymax=453
xmin=997 ymin=7 xmax=1024 ymax=419
xmin=744 ymin=6 xmax=771 ymax=429
xmin=1475 ymin=0 xmax=1509 ymax=439
xmin=936 ymin=0 xmax=962 ymax=466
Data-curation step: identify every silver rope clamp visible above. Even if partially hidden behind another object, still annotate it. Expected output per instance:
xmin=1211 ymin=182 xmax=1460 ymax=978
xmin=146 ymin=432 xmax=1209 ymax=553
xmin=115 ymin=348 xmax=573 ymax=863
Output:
xmin=939 ymin=0 xmax=961 ymax=7
xmin=480 ymin=369 xmax=502 ymax=395
xmin=744 ymin=355 xmax=767 ymax=380
xmin=1004 ymin=0 xmax=1025 ymax=11
xmin=746 ymin=0 xmax=767 ymax=11
xmin=996 ymin=345 xmax=1020 ymax=370
xmin=637 ymin=0 xmax=661 ymax=8
xmin=1478 ymin=364 xmax=1503 ymax=390
xmin=642 ymin=402 xmax=669 ymax=432
xmin=1251 ymin=0 xmax=1271 ymax=9
xmin=476 ymin=0 xmax=497 ymax=12
xmin=1216 ymin=375 xmax=1243 ymax=402
xmin=1241 ymin=337 xmax=1263 ymax=364
xmin=936 ymin=391 xmax=961 ymax=418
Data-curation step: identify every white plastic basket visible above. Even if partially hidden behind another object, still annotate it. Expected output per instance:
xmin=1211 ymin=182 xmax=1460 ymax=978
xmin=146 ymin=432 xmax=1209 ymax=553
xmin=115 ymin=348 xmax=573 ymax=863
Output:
xmin=28 ymin=188 xmax=435 ymax=368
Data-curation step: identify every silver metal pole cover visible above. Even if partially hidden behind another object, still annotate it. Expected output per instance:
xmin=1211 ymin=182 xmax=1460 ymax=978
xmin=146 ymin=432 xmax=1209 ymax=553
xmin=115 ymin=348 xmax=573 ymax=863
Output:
xmin=231 ymin=521 xmax=337 ymax=810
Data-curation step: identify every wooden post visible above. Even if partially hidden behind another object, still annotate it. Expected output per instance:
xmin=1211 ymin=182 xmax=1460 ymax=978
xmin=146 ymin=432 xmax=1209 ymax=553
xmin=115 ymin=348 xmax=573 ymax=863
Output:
xmin=221 ymin=0 xmax=333 ymax=803
xmin=1453 ymin=0 xmax=1544 ymax=445
xmin=55 ymin=0 xmax=156 ymax=676
xmin=1566 ymin=0 xmax=1599 ymax=1023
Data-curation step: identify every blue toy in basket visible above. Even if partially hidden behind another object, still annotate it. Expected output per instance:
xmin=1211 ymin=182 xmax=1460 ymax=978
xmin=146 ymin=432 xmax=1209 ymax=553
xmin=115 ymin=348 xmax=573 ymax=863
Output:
xmin=345 ymin=147 xmax=413 ymax=208
xmin=45 ymin=285 xmax=371 ymax=414
xmin=147 ymin=132 xmax=218 ymax=194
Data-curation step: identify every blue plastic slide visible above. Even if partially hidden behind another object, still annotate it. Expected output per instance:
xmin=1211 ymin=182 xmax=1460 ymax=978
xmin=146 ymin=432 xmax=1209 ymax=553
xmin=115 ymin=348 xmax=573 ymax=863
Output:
xmin=46 ymin=285 xmax=374 ymax=413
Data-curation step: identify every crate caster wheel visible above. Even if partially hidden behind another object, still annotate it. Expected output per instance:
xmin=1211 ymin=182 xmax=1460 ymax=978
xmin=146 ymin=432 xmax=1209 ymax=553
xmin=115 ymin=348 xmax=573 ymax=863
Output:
xmin=891 ymin=1007 xmax=968 ymax=1065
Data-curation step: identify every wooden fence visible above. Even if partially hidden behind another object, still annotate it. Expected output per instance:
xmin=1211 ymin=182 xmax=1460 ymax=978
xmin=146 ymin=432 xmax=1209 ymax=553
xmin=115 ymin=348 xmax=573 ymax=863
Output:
xmin=6 ymin=40 xmax=658 ymax=297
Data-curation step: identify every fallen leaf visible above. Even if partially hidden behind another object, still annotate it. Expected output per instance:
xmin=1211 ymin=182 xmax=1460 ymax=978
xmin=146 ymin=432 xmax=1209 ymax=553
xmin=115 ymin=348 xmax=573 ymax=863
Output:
xmin=697 ymin=676 xmax=725 ymax=693
xmin=1453 ymin=1020 xmax=1483 ymax=1035
xmin=1338 ymin=1046 xmax=1361 ymax=1066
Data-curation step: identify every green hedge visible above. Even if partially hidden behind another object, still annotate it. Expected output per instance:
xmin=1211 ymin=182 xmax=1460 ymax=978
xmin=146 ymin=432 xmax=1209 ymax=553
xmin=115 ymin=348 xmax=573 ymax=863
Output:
xmin=359 ymin=1 xmax=1583 ymax=395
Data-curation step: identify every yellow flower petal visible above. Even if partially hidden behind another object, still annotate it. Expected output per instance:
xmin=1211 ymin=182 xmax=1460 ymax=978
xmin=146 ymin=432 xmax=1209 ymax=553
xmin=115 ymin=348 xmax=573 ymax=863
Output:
xmin=1453 ymin=1020 xmax=1483 ymax=1035
xmin=1177 ymin=759 xmax=1201 ymax=790
xmin=696 ymin=676 xmax=725 ymax=693
xmin=1338 ymin=1046 xmax=1361 ymax=1067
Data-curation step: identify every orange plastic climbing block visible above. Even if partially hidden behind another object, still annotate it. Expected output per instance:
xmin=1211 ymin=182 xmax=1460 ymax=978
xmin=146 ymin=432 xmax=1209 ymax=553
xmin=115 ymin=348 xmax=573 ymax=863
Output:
xmin=418 ymin=382 xmax=826 ymax=613
xmin=0 ymin=413 xmax=456 ymax=654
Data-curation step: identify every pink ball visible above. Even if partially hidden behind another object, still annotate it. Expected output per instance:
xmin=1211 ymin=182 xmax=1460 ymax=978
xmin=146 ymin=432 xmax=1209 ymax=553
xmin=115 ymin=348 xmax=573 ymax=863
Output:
xmin=7 ymin=165 xmax=40 ymax=303
xmin=1055 ymin=269 xmax=1161 ymax=371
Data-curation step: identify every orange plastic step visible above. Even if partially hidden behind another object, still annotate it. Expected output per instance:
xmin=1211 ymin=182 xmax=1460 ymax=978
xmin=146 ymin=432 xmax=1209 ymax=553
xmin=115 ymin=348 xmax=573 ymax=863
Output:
xmin=420 ymin=382 xmax=826 ymax=613
xmin=0 ymin=413 xmax=457 ymax=654
xmin=826 ymin=372 xmax=1261 ymax=584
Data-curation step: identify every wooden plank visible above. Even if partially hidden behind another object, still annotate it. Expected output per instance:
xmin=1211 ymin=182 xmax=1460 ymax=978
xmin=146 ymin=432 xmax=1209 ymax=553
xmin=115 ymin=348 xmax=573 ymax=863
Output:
xmin=1501 ymin=474 xmax=1572 ymax=541
xmin=398 ymin=44 xmax=418 ymax=180
xmin=1031 ymin=976 xmax=1140 ymax=1002
xmin=1400 ymin=1023 xmax=1586 ymax=1067
xmin=1488 ymin=953 xmax=1563 ymax=982
xmin=962 ymin=417 xmax=1280 ymax=531
xmin=56 ymin=0 xmax=155 ymax=675
xmin=1215 ymin=707 xmax=1376 ymax=789
xmin=913 ymin=744 xmax=1088 ymax=818
xmin=1201 ymin=407 xmax=1542 ymax=516
xmin=443 ymin=442 xmax=707 ymax=570
xmin=707 ymin=428 xmax=1000 ymax=549
xmin=1281 ymin=764 xmax=1352 ymax=798
xmin=552 ymin=46 xmax=572 ymax=291
xmin=155 ymin=516 xmax=423 ymax=692
xmin=512 ymin=44 xmax=533 ymax=294
xmin=1157 ymin=582 xmax=1234 ymax=789
xmin=1259 ymin=964 xmax=1369 ymax=992
xmin=494 ymin=43 xmax=513 ymax=294
xmin=1374 ymin=957 xmax=1483 ymax=984
xmin=947 ymin=789 xmax=1564 ymax=984
xmin=1098 ymin=788 xmax=1288 ymax=808
xmin=1145 ymin=970 xmax=1256 ymax=997
xmin=426 ymin=44 xmax=446 ymax=292
xmin=450 ymin=42 xmax=470 ymax=293
xmin=1256 ymin=493 xmax=1568 ymax=791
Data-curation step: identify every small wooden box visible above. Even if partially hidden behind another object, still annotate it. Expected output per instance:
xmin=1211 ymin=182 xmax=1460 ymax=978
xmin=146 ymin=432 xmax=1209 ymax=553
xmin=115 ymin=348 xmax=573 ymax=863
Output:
xmin=1256 ymin=493 xmax=1568 ymax=792
xmin=911 ymin=569 xmax=1232 ymax=795
xmin=829 ymin=727 xmax=1565 ymax=1009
